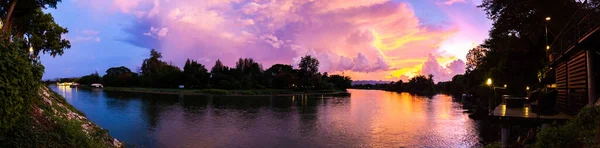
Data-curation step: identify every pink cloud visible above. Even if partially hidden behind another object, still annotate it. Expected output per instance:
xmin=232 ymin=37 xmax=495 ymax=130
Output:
xmin=74 ymin=0 xmax=490 ymax=81
xmin=420 ymin=54 xmax=466 ymax=82
xmin=442 ymin=0 xmax=467 ymax=5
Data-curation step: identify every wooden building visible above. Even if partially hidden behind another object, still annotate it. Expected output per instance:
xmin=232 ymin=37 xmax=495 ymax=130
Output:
xmin=548 ymin=6 xmax=600 ymax=115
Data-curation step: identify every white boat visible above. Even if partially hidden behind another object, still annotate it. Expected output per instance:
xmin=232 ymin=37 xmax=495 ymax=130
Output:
xmin=90 ymin=83 xmax=104 ymax=88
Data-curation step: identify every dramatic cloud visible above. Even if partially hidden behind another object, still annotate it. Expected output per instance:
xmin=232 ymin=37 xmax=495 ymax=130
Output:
xmin=56 ymin=0 xmax=490 ymax=81
xmin=420 ymin=54 xmax=466 ymax=82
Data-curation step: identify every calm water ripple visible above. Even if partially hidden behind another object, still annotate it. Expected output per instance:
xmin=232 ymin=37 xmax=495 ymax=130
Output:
xmin=51 ymin=86 xmax=484 ymax=148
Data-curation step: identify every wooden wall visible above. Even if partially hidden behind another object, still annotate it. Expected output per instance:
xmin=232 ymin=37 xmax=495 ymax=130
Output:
xmin=556 ymin=50 xmax=588 ymax=115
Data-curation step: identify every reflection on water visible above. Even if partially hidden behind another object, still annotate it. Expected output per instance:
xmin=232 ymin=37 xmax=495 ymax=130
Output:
xmin=53 ymin=86 xmax=482 ymax=147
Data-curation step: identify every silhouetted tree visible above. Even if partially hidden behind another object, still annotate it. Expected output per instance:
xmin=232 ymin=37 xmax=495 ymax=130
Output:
xmin=140 ymin=49 xmax=181 ymax=88
xmin=183 ymin=59 xmax=209 ymax=88
xmin=264 ymin=64 xmax=295 ymax=89
xmin=298 ymin=55 xmax=320 ymax=88
xmin=76 ymin=72 xmax=101 ymax=85
xmin=328 ymin=75 xmax=352 ymax=90
xmin=103 ymin=66 xmax=138 ymax=87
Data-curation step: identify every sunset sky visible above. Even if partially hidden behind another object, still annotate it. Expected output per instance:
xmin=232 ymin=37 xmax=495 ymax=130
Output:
xmin=41 ymin=0 xmax=492 ymax=82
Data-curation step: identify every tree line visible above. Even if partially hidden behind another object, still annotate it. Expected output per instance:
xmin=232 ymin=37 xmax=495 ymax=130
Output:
xmin=352 ymin=75 xmax=436 ymax=95
xmin=70 ymin=49 xmax=352 ymax=90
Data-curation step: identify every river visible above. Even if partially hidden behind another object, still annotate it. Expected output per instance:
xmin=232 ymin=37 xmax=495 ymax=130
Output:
xmin=51 ymin=85 xmax=486 ymax=147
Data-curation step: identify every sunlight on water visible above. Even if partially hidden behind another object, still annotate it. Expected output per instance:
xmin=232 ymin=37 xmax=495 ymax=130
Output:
xmin=50 ymin=86 xmax=482 ymax=147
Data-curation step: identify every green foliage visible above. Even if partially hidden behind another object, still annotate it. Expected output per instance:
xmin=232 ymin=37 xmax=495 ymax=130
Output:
xmin=298 ymin=55 xmax=320 ymax=88
xmin=183 ymin=59 xmax=210 ymax=88
xmin=103 ymin=66 xmax=139 ymax=87
xmin=76 ymin=72 xmax=101 ymax=85
xmin=0 ymin=104 xmax=110 ymax=148
xmin=0 ymin=37 xmax=43 ymax=130
xmin=466 ymin=0 xmax=592 ymax=96
xmin=328 ymin=75 xmax=352 ymax=90
xmin=263 ymin=64 xmax=295 ymax=89
xmin=352 ymin=75 xmax=435 ymax=95
xmin=4 ymin=0 xmax=71 ymax=57
xmin=89 ymin=50 xmax=351 ymax=92
xmin=407 ymin=75 xmax=435 ymax=95
xmin=484 ymin=141 xmax=502 ymax=148
xmin=437 ymin=74 xmax=468 ymax=95
xmin=140 ymin=49 xmax=182 ymax=88
xmin=299 ymin=55 xmax=319 ymax=75
xmin=534 ymin=106 xmax=600 ymax=148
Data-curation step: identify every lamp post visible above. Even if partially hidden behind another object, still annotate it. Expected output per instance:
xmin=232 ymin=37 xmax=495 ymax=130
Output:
xmin=487 ymin=78 xmax=493 ymax=113
xmin=545 ymin=17 xmax=551 ymax=63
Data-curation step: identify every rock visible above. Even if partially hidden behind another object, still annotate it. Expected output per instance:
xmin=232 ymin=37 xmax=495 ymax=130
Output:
xmin=113 ymin=138 xmax=122 ymax=147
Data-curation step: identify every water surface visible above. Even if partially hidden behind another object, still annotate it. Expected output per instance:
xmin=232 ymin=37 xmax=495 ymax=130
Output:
xmin=52 ymin=86 xmax=483 ymax=147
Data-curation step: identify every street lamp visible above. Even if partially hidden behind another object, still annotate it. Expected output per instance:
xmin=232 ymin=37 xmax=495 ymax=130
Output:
xmin=487 ymin=78 xmax=493 ymax=113
xmin=526 ymin=86 xmax=530 ymax=91
xmin=545 ymin=16 xmax=551 ymax=51
xmin=504 ymin=84 xmax=507 ymax=88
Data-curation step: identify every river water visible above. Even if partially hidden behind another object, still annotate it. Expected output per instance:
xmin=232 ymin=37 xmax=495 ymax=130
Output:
xmin=51 ymin=86 xmax=485 ymax=147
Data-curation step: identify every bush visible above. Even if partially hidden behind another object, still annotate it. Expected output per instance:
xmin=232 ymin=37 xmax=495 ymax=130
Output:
xmin=0 ymin=38 xmax=44 ymax=130
xmin=534 ymin=106 xmax=600 ymax=147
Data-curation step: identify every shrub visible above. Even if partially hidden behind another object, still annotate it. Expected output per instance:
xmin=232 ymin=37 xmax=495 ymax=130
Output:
xmin=534 ymin=106 xmax=600 ymax=147
xmin=0 ymin=38 xmax=44 ymax=130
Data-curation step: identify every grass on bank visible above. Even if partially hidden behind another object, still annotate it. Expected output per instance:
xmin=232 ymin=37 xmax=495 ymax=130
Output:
xmin=0 ymin=86 xmax=119 ymax=148
xmin=103 ymin=87 xmax=349 ymax=96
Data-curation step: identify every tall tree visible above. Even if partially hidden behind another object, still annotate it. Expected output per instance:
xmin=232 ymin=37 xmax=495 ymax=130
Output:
xmin=475 ymin=0 xmax=585 ymax=94
xmin=264 ymin=64 xmax=295 ymax=88
xmin=140 ymin=49 xmax=181 ymax=87
xmin=299 ymin=55 xmax=319 ymax=76
xmin=1 ymin=0 xmax=70 ymax=57
xmin=183 ymin=59 xmax=209 ymax=88
xmin=298 ymin=55 xmax=320 ymax=88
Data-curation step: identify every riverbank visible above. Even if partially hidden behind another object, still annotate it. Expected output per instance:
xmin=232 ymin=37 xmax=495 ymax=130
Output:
xmin=102 ymin=87 xmax=351 ymax=96
xmin=0 ymin=86 xmax=122 ymax=148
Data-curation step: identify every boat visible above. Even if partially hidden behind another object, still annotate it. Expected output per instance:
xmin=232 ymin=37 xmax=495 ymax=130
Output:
xmin=69 ymin=83 xmax=81 ymax=88
xmin=90 ymin=83 xmax=104 ymax=88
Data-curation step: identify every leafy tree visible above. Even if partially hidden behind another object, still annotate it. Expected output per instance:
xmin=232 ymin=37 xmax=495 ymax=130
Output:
xmin=103 ymin=66 xmax=138 ymax=87
xmin=2 ymin=0 xmax=70 ymax=57
xmin=75 ymin=72 xmax=101 ymax=85
xmin=140 ymin=49 xmax=182 ymax=88
xmin=106 ymin=66 xmax=132 ymax=76
xmin=210 ymin=59 xmax=236 ymax=89
xmin=299 ymin=55 xmax=319 ymax=76
xmin=328 ymin=75 xmax=352 ymax=90
xmin=183 ymin=59 xmax=209 ymax=88
xmin=474 ymin=0 xmax=588 ymax=95
xmin=407 ymin=75 xmax=435 ymax=95
xmin=466 ymin=46 xmax=487 ymax=72
xmin=264 ymin=64 xmax=295 ymax=89
xmin=298 ymin=55 xmax=320 ymax=88
xmin=0 ymin=37 xmax=43 ymax=130
xmin=234 ymin=58 xmax=263 ymax=89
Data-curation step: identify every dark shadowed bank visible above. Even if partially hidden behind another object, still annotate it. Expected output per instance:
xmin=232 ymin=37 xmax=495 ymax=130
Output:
xmin=0 ymin=86 xmax=122 ymax=148
xmin=102 ymin=87 xmax=351 ymax=96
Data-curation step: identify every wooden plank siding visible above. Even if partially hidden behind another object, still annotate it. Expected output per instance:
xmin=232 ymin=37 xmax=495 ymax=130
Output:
xmin=556 ymin=50 xmax=588 ymax=115
xmin=556 ymin=61 xmax=568 ymax=113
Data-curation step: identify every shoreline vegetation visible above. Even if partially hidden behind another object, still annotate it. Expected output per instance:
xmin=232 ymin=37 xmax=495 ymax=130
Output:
xmin=101 ymin=87 xmax=351 ymax=96
xmin=50 ymin=50 xmax=355 ymax=97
